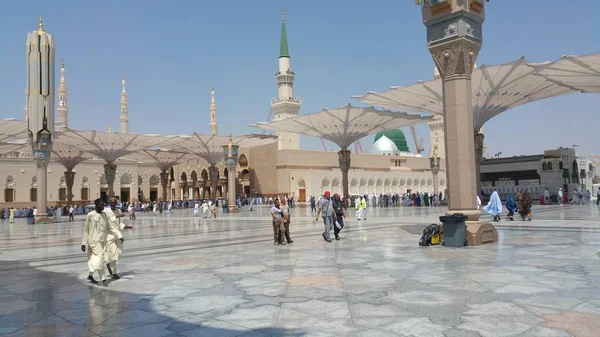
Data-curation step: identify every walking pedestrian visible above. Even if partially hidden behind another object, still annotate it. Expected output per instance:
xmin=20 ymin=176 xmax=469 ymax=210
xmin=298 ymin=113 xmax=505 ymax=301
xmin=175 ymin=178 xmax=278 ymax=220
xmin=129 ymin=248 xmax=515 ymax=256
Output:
xmin=332 ymin=193 xmax=345 ymax=240
xmin=315 ymin=191 xmax=335 ymax=243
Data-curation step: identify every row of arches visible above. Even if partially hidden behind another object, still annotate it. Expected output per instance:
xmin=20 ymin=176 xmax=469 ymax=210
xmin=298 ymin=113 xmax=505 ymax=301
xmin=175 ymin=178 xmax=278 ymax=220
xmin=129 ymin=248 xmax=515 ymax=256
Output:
xmin=294 ymin=176 xmax=446 ymax=196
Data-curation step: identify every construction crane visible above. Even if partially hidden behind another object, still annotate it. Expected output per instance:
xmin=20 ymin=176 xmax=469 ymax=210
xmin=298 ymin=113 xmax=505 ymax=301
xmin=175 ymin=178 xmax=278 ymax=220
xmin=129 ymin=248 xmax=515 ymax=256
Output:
xmin=410 ymin=125 xmax=424 ymax=155
xmin=353 ymin=140 xmax=364 ymax=153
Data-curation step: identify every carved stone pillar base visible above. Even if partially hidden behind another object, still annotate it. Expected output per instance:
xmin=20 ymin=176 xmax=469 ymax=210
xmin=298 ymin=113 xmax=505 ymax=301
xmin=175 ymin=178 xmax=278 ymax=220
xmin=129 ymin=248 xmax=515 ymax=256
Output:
xmin=466 ymin=222 xmax=498 ymax=246
xmin=444 ymin=209 xmax=497 ymax=246
xmin=34 ymin=215 xmax=52 ymax=225
xmin=228 ymin=205 xmax=240 ymax=213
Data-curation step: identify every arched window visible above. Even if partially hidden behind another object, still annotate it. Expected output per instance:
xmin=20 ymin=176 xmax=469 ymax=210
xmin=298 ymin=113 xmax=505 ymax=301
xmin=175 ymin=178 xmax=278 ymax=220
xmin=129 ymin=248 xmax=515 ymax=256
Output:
xmin=542 ymin=162 xmax=547 ymax=170
xmin=547 ymin=162 xmax=553 ymax=170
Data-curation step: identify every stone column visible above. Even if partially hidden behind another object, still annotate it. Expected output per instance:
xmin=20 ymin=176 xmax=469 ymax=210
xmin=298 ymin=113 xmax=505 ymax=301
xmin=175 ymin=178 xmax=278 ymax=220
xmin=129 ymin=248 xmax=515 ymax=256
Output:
xmin=338 ymin=148 xmax=351 ymax=204
xmin=64 ymin=170 xmax=76 ymax=206
xmin=474 ymin=132 xmax=485 ymax=198
xmin=227 ymin=164 xmax=239 ymax=213
xmin=35 ymin=157 xmax=51 ymax=223
xmin=430 ymin=42 xmax=497 ymax=245
xmin=160 ymin=171 xmax=169 ymax=202
xmin=103 ymin=163 xmax=117 ymax=198
xmin=188 ymin=186 xmax=194 ymax=200
xmin=209 ymin=164 xmax=219 ymax=200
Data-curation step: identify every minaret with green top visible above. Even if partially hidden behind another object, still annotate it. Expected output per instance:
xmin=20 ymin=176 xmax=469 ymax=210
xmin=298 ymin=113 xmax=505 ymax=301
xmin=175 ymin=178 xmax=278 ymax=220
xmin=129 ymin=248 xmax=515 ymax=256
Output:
xmin=271 ymin=9 xmax=301 ymax=150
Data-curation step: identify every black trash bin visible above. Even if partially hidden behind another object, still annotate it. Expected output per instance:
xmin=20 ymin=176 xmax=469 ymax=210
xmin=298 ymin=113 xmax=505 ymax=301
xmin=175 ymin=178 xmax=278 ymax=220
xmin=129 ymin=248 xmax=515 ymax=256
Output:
xmin=439 ymin=213 xmax=467 ymax=247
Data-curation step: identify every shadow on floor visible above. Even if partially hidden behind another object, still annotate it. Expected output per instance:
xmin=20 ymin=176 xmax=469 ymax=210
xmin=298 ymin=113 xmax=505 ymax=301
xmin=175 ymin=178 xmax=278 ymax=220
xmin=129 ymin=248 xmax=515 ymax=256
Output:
xmin=0 ymin=260 xmax=306 ymax=337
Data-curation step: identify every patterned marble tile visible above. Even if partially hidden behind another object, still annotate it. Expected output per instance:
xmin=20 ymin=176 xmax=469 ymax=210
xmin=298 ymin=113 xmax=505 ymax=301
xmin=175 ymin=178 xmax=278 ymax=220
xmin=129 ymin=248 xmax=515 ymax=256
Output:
xmin=1 ymin=205 xmax=600 ymax=336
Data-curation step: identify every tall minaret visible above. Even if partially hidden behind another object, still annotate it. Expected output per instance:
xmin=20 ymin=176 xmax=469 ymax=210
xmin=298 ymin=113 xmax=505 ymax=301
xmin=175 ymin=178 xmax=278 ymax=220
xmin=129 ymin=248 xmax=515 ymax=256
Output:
xmin=120 ymin=77 xmax=129 ymax=133
xmin=271 ymin=9 xmax=301 ymax=150
xmin=26 ymin=17 xmax=55 ymax=140
xmin=26 ymin=17 xmax=55 ymax=220
xmin=210 ymin=84 xmax=218 ymax=135
xmin=56 ymin=58 xmax=68 ymax=130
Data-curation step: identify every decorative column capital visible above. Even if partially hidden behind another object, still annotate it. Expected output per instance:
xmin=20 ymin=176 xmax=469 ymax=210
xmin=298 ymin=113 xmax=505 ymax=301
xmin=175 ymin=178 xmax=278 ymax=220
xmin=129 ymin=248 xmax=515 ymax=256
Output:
xmin=430 ymin=41 xmax=480 ymax=80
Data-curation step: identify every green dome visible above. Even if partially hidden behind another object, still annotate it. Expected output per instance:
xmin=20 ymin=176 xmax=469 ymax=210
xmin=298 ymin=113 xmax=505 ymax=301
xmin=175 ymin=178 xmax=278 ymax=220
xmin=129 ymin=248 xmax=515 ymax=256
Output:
xmin=374 ymin=129 xmax=410 ymax=152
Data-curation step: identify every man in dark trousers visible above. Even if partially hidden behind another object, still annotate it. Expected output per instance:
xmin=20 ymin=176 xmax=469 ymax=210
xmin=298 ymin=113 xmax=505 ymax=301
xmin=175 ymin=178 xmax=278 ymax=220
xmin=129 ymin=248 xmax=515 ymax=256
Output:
xmin=331 ymin=194 xmax=346 ymax=241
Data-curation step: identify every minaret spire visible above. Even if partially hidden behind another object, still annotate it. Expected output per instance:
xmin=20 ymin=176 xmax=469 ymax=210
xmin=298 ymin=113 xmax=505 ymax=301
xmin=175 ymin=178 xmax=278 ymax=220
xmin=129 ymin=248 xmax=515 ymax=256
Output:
xmin=271 ymin=9 xmax=301 ymax=150
xmin=120 ymin=75 xmax=129 ymax=133
xmin=57 ymin=58 xmax=69 ymax=130
xmin=210 ymin=84 xmax=218 ymax=136
xmin=279 ymin=9 xmax=290 ymax=58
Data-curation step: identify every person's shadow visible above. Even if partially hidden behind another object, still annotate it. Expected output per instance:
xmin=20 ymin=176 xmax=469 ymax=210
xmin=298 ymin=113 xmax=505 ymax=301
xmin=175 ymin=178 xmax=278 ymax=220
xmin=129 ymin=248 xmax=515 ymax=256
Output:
xmin=0 ymin=261 xmax=305 ymax=336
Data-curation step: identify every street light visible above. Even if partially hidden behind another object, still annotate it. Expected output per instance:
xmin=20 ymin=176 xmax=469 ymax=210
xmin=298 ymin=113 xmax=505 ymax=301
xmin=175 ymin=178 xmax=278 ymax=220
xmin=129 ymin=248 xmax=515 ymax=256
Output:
xmin=222 ymin=134 xmax=240 ymax=213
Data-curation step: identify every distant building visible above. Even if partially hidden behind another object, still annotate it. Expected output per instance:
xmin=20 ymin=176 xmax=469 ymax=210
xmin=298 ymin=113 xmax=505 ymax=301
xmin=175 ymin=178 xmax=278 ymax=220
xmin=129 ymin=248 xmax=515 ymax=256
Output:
xmin=480 ymin=147 xmax=594 ymax=200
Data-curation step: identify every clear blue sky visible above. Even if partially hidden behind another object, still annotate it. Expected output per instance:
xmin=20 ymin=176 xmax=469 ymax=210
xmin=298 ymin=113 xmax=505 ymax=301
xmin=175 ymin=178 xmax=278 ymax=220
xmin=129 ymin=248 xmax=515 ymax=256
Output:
xmin=0 ymin=0 xmax=598 ymax=157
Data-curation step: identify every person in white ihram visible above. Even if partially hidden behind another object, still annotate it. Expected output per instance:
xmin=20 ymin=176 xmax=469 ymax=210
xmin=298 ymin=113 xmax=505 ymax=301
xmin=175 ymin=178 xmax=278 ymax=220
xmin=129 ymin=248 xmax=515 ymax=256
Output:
xmin=81 ymin=198 xmax=110 ymax=286
xmin=193 ymin=201 xmax=200 ymax=217
xmin=104 ymin=197 xmax=130 ymax=280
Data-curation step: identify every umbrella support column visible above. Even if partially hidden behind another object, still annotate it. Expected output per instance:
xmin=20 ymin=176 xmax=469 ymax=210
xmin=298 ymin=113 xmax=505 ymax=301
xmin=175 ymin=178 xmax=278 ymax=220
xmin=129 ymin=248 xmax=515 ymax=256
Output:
xmin=338 ymin=148 xmax=351 ymax=206
xmin=474 ymin=132 xmax=485 ymax=199
xmin=104 ymin=163 xmax=117 ymax=199
xmin=209 ymin=164 xmax=219 ymax=200
xmin=160 ymin=171 xmax=169 ymax=202
xmin=64 ymin=170 xmax=75 ymax=206
xmin=430 ymin=41 xmax=497 ymax=246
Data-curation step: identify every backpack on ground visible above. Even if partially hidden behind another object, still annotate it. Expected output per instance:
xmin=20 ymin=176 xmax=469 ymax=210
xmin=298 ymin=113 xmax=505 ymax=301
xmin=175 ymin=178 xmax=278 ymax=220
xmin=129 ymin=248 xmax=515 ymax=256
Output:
xmin=419 ymin=224 xmax=441 ymax=246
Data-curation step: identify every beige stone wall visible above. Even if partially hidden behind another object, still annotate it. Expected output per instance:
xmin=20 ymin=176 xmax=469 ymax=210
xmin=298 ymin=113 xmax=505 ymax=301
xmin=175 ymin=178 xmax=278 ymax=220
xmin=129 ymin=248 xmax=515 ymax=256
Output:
xmin=0 ymin=157 xmax=162 ymax=208
xmin=248 ymin=143 xmax=279 ymax=195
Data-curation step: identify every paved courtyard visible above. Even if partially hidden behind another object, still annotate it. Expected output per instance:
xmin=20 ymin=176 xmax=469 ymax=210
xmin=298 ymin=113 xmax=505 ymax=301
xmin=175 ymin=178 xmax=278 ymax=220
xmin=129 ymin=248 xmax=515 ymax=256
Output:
xmin=1 ymin=204 xmax=600 ymax=337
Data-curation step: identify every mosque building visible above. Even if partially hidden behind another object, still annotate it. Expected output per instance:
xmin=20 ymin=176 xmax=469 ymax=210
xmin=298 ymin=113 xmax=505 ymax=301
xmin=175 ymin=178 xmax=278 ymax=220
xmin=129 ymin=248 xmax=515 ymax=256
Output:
xmin=0 ymin=14 xmax=446 ymax=208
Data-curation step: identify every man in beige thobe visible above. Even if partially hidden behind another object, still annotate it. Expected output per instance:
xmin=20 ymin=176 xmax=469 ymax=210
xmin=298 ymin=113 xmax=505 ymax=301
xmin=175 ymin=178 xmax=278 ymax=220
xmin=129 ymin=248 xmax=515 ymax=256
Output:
xmin=81 ymin=198 xmax=110 ymax=286
xmin=104 ymin=197 xmax=126 ymax=280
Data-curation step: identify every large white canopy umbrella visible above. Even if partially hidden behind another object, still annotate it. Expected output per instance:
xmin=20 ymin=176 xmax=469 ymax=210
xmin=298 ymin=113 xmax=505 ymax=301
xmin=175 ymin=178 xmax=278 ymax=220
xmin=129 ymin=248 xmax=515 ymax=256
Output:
xmin=251 ymin=104 xmax=431 ymax=198
xmin=124 ymin=148 xmax=198 ymax=202
xmin=54 ymin=129 xmax=184 ymax=198
xmin=354 ymin=55 xmax=600 ymax=194
xmin=354 ymin=56 xmax=579 ymax=131
xmin=531 ymin=52 xmax=600 ymax=93
xmin=0 ymin=119 xmax=28 ymax=146
xmin=174 ymin=133 xmax=277 ymax=199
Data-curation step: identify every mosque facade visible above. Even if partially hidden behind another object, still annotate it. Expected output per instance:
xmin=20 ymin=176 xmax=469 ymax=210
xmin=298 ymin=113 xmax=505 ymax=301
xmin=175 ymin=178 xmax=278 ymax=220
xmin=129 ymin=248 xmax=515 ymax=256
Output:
xmin=0 ymin=15 xmax=446 ymax=208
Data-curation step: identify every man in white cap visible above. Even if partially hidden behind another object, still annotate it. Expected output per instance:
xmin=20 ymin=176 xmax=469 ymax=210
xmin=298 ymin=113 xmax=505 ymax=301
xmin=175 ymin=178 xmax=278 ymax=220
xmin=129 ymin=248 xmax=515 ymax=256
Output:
xmin=81 ymin=198 xmax=110 ymax=286
xmin=104 ymin=197 xmax=127 ymax=280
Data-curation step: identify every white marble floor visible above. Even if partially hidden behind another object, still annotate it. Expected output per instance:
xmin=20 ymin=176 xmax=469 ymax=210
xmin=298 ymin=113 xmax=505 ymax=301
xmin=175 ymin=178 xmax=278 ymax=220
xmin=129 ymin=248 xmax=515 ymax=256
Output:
xmin=1 ymin=204 xmax=600 ymax=337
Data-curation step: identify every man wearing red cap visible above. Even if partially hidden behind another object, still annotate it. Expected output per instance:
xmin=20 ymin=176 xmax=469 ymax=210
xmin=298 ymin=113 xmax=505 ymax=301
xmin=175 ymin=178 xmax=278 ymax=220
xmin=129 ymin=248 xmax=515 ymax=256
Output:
xmin=315 ymin=191 xmax=335 ymax=242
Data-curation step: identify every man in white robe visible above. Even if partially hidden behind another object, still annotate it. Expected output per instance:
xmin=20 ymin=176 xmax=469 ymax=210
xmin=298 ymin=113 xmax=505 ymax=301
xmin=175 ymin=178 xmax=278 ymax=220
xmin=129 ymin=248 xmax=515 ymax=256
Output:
xmin=104 ymin=197 xmax=126 ymax=280
xmin=81 ymin=198 xmax=110 ymax=286
xmin=193 ymin=201 xmax=200 ymax=217
xmin=201 ymin=201 xmax=209 ymax=218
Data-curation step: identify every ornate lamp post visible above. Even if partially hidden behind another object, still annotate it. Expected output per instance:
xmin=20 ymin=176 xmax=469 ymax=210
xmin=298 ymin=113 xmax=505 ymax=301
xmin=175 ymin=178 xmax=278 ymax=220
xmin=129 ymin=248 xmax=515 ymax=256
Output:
xmin=417 ymin=0 xmax=497 ymax=245
xmin=222 ymin=135 xmax=240 ymax=213
xmin=429 ymin=146 xmax=440 ymax=195
xmin=28 ymin=111 xmax=52 ymax=224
